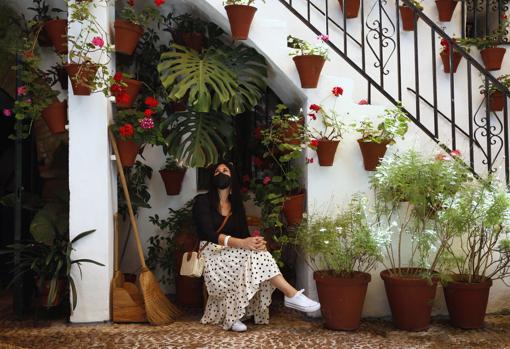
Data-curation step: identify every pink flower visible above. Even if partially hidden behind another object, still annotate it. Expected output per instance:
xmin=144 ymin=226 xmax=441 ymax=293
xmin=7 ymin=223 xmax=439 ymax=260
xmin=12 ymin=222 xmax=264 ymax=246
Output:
xmin=332 ymin=86 xmax=343 ymax=96
xmin=306 ymin=157 xmax=314 ymax=164
xmin=435 ymin=153 xmax=451 ymax=161
xmin=262 ymin=176 xmax=271 ymax=185
xmin=91 ymin=36 xmax=104 ymax=48
xmin=450 ymin=150 xmax=461 ymax=157
xmin=3 ymin=109 xmax=11 ymax=117
xmin=17 ymin=86 xmax=27 ymax=96
xmin=139 ymin=117 xmax=155 ymax=129
xmin=358 ymin=99 xmax=369 ymax=105
xmin=26 ymin=98 xmax=32 ymax=104
xmin=318 ymin=34 xmax=329 ymax=42
xmin=251 ymin=230 xmax=261 ymax=237
xmin=308 ymin=113 xmax=317 ymax=120
xmin=154 ymin=0 xmax=165 ymax=6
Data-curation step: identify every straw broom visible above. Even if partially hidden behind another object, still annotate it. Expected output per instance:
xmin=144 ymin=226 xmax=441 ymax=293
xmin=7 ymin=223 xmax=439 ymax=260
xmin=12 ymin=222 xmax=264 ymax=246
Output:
xmin=109 ymin=129 xmax=181 ymax=325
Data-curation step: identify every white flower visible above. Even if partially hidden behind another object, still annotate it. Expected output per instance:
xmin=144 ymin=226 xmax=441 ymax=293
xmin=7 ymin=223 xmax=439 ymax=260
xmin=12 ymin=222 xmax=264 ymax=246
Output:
xmin=324 ymin=240 xmax=330 ymax=244
xmin=320 ymin=228 xmax=327 ymax=232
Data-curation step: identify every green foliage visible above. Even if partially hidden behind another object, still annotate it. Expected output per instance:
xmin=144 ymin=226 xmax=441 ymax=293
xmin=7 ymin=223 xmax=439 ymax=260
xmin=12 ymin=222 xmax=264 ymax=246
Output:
xmin=162 ymin=156 xmax=186 ymax=171
xmin=119 ymin=0 xmax=161 ymax=28
xmin=287 ymin=35 xmax=329 ymax=60
xmin=223 ymin=0 xmax=265 ymax=6
xmin=307 ymin=99 xmax=347 ymax=142
xmin=480 ymin=74 xmax=510 ymax=95
xmin=457 ymin=17 xmax=510 ymax=50
xmin=354 ymin=104 xmax=409 ymax=144
xmin=118 ymin=161 xmax=153 ymax=219
xmin=294 ymin=195 xmax=383 ymax=276
xmin=111 ymin=108 xmax=166 ymax=145
xmin=166 ymin=13 xmax=207 ymax=34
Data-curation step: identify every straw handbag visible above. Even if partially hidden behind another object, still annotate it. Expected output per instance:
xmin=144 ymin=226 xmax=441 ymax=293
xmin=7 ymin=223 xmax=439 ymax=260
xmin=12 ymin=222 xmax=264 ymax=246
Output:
xmin=180 ymin=213 xmax=230 ymax=278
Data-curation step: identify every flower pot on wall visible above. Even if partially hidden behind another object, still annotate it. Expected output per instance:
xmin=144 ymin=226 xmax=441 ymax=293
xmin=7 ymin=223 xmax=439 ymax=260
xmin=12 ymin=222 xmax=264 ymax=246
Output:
xmin=116 ymin=138 xmax=140 ymax=167
xmin=338 ymin=0 xmax=361 ymax=18
xmin=117 ymin=78 xmax=142 ymax=108
xmin=182 ymin=32 xmax=204 ymax=52
xmin=480 ymin=47 xmax=506 ymax=71
xmin=357 ymin=139 xmax=390 ymax=171
xmin=316 ymin=139 xmax=340 ymax=166
xmin=489 ymin=91 xmax=505 ymax=111
xmin=159 ymin=168 xmax=187 ymax=195
xmin=225 ymin=5 xmax=257 ymax=40
xmin=293 ymin=55 xmax=326 ymax=88
xmin=435 ymin=0 xmax=458 ymax=22
xmin=283 ymin=192 xmax=305 ymax=226
xmin=399 ymin=6 xmax=418 ymax=31
xmin=440 ymin=51 xmax=462 ymax=73
xmin=41 ymin=99 xmax=67 ymax=134
xmin=443 ymin=275 xmax=492 ymax=329
xmin=65 ymin=63 xmax=99 ymax=96
xmin=314 ymin=271 xmax=371 ymax=330
xmin=44 ymin=19 xmax=68 ymax=54
xmin=380 ymin=269 xmax=438 ymax=331
xmin=37 ymin=26 xmax=53 ymax=47
xmin=114 ymin=19 xmax=144 ymax=55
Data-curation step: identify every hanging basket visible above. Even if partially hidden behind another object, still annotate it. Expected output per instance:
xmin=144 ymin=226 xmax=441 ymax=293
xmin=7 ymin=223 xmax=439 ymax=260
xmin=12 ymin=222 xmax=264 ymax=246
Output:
xmin=225 ymin=5 xmax=258 ymax=40
xmin=480 ymin=47 xmax=506 ymax=71
xmin=338 ymin=0 xmax=361 ymax=19
xmin=293 ymin=55 xmax=326 ymax=88
xmin=357 ymin=139 xmax=390 ymax=171
xmin=117 ymin=78 xmax=142 ymax=109
xmin=64 ymin=63 xmax=99 ymax=96
xmin=399 ymin=6 xmax=418 ymax=31
xmin=41 ymin=99 xmax=67 ymax=134
xmin=489 ymin=91 xmax=505 ymax=112
xmin=440 ymin=51 xmax=462 ymax=73
xmin=44 ymin=19 xmax=68 ymax=54
xmin=159 ymin=168 xmax=187 ymax=196
xmin=435 ymin=0 xmax=458 ymax=22
xmin=114 ymin=19 xmax=144 ymax=55
xmin=316 ymin=139 xmax=340 ymax=166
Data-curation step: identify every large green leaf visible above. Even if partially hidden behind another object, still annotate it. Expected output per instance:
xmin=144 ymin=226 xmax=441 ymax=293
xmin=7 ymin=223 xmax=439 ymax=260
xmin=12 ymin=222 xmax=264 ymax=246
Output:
xmin=158 ymin=44 xmax=237 ymax=113
xmin=165 ymin=111 xmax=234 ymax=168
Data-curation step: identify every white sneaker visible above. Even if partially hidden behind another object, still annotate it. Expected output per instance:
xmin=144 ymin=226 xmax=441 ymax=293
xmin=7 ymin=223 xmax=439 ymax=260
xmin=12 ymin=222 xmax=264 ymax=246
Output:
xmin=231 ymin=320 xmax=247 ymax=332
xmin=284 ymin=289 xmax=321 ymax=313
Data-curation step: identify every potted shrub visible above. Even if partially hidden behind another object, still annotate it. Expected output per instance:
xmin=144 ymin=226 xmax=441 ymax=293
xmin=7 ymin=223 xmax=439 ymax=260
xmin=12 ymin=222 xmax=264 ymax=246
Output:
xmin=338 ymin=0 xmax=361 ymax=19
xmin=110 ymin=72 xmax=142 ymax=109
xmin=288 ymin=34 xmax=329 ymax=89
xmin=480 ymin=74 xmax=510 ymax=112
xmin=353 ymin=104 xmax=409 ymax=171
xmin=439 ymin=37 xmax=468 ymax=73
xmin=294 ymin=195 xmax=382 ymax=330
xmin=159 ymin=156 xmax=187 ymax=196
xmin=435 ymin=0 xmax=458 ymax=22
xmin=116 ymin=0 xmax=161 ymax=55
xmin=399 ymin=0 xmax=423 ymax=31
xmin=224 ymin=0 xmax=265 ymax=40
xmin=371 ymin=150 xmax=471 ymax=331
xmin=437 ymin=178 xmax=510 ymax=329
xmin=307 ymin=86 xmax=347 ymax=166
xmin=165 ymin=14 xmax=207 ymax=52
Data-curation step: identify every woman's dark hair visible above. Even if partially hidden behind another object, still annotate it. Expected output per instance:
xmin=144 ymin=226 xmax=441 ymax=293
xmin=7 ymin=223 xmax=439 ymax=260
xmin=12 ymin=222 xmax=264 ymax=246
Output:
xmin=207 ymin=162 xmax=247 ymax=225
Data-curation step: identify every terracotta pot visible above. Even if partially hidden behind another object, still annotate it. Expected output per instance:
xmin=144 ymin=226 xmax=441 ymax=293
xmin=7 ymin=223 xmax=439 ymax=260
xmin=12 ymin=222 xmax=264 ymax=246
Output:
xmin=357 ymin=139 xmax=390 ymax=171
xmin=117 ymin=78 xmax=142 ymax=108
xmin=114 ymin=19 xmax=144 ymax=55
xmin=225 ymin=5 xmax=257 ymax=40
xmin=182 ymin=32 xmax=204 ymax=52
xmin=37 ymin=278 xmax=66 ymax=308
xmin=293 ymin=55 xmax=326 ymax=88
xmin=170 ymin=30 xmax=185 ymax=45
xmin=480 ymin=47 xmax=506 ymax=71
xmin=283 ymin=193 xmax=305 ymax=226
xmin=440 ymin=50 xmax=462 ymax=73
xmin=314 ymin=271 xmax=371 ymax=330
xmin=316 ymin=139 xmax=340 ymax=166
xmin=64 ymin=63 xmax=99 ymax=96
xmin=489 ymin=91 xmax=505 ymax=112
xmin=443 ymin=275 xmax=492 ymax=329
xmin=44 ymin=19 xmax=68 ymax=54
xmin=41 ymin=100 xmax=67 ymax=134
xmin=175 ymin=275 xmax=203 ymax=308
xmin=116 ymin=138 xmax=140 ymax=167
xmin=399 ymin=6 xmax=418 ymax=31
xmin=159 ymin=168 xmax=187 ymax=195
xmin=37 ymin=26 xmax=53 ymax=47
xmin=338 ymin=0 xmax=361 ymax=18
xmin=435 ymin=0 xmax=458 ymax=21
xmin=380 ymin=268 xmax=438 ymax=331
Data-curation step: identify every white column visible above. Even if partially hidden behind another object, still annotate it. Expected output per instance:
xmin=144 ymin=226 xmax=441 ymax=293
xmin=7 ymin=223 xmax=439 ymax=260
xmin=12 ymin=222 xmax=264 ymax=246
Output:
xmin=68 ymin=1 xmax=115 ymax=323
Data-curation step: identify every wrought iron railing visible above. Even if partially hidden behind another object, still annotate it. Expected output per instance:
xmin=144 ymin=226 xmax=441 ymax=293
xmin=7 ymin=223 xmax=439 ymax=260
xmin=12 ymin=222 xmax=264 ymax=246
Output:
xmin=279 ymin=0 xmax=510 ymax=184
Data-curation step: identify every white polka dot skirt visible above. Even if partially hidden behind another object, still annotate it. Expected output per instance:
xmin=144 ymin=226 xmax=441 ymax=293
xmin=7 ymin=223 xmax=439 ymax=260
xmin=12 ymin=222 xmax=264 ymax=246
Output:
xmin=199 ymin=241 xmax=281 ymax=330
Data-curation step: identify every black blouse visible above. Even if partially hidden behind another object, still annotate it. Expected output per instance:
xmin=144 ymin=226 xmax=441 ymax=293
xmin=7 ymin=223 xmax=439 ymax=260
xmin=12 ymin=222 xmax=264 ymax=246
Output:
xmin=192 ymin=193 xmax=250 ymax=244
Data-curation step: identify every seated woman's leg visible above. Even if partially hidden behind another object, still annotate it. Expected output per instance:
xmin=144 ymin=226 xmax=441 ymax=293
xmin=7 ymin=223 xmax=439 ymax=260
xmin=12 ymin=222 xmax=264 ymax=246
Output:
xmin=269 ymin=274 xmax=298 ymax=297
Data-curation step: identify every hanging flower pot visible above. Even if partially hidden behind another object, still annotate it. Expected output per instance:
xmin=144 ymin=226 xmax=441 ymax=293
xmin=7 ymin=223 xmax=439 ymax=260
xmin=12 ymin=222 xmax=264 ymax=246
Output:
xmin=225 ymin=5 xmax=258 ymax=40
xmin=338 ymin=0 xmax=361 ymax=18
xmin=44 ymin=19 xmax=68 ymax=54
xmin=41 ymin=99 xmax=67 ymax=134
xmin=435 ymin=0 xmax=458 ymax=22
xmin=314 ymin=271 xmax=371 ymax=330
xmin=293 ymin=55 xmax=326 ymax=88
xmin=443 ymin=275 xmax=492 ymax=329
xmin=159 ymin=168 xmax=187 ymax=196
xmin=380 ymin=269 xmax=438 ymax=331
xmin=116 ymin=138 xmax=140 ymax=167
xmin=399 ymin=6 xmax=418 ymax=31
xmin=480 ymin=47 xmax=506 ymax=71
xmin=357 ymin=139 xmax=390 ymax=171
xmin=64 ymin=63 xmax=99 ymax=96
xmin=182 ymin=32 xmax=204 ymax=52
xmin=283 ymin=192 xmax=305 ymax=226
xmin=489 ymin=91 xmax=505 ymax=111
xmin=440 ymin=51 xmax=462 ymax=73
xmin=114 ymin=19 xmax=144 ymax=55
xmin=316 ymin=139 xmax=340 ymax=166
xmin=117 ymin=78 xmax=142 ymax=109
xmin=37 ymin=26 xmax=53 ymax=47
xmin=170 ymin=30 xmax=185 ymax=45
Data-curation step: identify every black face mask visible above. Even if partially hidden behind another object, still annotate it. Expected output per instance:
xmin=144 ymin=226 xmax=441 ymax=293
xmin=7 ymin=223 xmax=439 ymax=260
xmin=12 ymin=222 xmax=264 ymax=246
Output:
xmin=212 ymin=172 xmax=231 ymax=189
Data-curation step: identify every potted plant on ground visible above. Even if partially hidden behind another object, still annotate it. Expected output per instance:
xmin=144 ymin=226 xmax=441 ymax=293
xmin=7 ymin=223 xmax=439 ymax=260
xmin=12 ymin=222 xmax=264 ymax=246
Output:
xmin=370 ymin=150 xmax=471 ymax=331
xmin=110 ymin=72 xmax=143 ymax=109
xmin=288 ymin=34 xmax=329 ymax=89
xmin=294 ymin=194 xmax=382 ymax=330
xmin=165 ymin=14 xmax=208 ymax=52
xmin=399 ymin=0 xmax=423 ymax=31
xmin=159 ymin=156 xmax=187 ymax=196
xmin=115 ymin=0 xmax=161 ymax=55
xmin=437 ymin=178 xmax=510 ymax=329
xmin=307 ymin=86 xmax=347 ymax=166
xmin=353 ymin=104 xmax=409 ymax=171
xmin=223 ymin=0 xmax=265 ymax=40
xmin=435 ymin=0 xmax=458 ymax=22
xmin=338 ymin=0 xmax=361 ymax=19
xmin=480 ymin=74 xmax=510 ymax=112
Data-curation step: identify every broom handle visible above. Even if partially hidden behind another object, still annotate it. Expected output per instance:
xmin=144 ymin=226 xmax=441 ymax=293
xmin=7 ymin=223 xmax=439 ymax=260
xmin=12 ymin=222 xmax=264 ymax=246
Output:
xmin=108 ymin=129 xmax=147 ymax=268
xmin=114 ymin=213 xmax=119 ymax=272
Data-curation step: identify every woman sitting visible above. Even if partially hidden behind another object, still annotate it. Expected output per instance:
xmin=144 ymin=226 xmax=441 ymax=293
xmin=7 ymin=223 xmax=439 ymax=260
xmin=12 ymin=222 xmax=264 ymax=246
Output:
xmin=193 ymin=162 xmax=320 ymax=332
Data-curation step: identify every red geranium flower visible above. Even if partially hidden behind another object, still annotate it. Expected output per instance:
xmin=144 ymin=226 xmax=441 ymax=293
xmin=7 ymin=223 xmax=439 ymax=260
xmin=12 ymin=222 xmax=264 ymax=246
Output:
xmin=114 ymin=72 xmax=123 ymax=82
xmin=241 ymin=186 xmax=249 ymax=193
xmin=144 ymin=96 xmax=158 ymax=107
xmin=450 ymin=149 xmax=461 ymax=157
xmin=254 ymin=127 xmax=262 ymax=139
xmin=310 ymin=139 xmax=319 ymax=147
xmin=310 ymin=104 xmax=321 ymax=112
xmin=358 ymin=99 xmax=369 ymax=105
xmin=154 ymin=0 xmax=165 ymax=6
xmin=128 ymin=0 xmax=135 ymax=6
xmin=110 ymin=84 xmax=123 ymax=94
xmin=253 ymin=156 xmax=264 ymax=168
xmin=119 ymin=123 xmax=135 ymax=137
xmin=116 ymin=92 xmax=131 ymax=105
xmin=308 ymin=113 xmax=317 ymax=120
xmin=251 ymin=229 xmax=261 ymax=237
xmin=144 ymin=109 xmax=155 ymax=117
xmin=332 ymin=86 xmax=343 ymax=96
